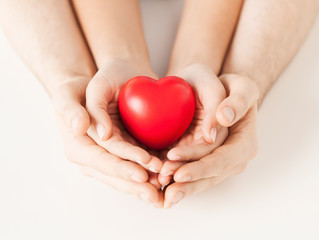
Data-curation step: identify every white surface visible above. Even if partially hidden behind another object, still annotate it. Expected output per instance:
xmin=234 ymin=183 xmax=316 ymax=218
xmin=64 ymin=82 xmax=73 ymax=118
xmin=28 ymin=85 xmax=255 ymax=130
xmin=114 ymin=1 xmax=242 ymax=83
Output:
xmin=1 ymin=1 xmax=319 ymax=239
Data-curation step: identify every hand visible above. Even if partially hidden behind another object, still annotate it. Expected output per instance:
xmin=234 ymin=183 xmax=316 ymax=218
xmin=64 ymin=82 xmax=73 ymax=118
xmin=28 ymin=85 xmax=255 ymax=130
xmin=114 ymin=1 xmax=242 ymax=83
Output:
xmin=158 ymin=63 xmax=229 ymax=186
xmin=51 ymin=76 xmax=162 ymax=206
xmin=162 ymin=74 xmax=260 ymax=208
xmin=85 ymin=59 xmax=163 ymax=174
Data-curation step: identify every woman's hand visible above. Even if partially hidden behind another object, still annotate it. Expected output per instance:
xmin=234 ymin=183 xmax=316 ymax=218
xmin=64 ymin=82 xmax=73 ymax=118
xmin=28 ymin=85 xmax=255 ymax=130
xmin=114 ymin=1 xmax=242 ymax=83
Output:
xmin=85 ymin=59 xmax=163 ymax=174
xmin=162 ymin=74 xmax=260 ymax=208
xmin=51 ymin=77 xmax=162 ymax=205
xmin=158 ymin=63 xmax=229 ymax=186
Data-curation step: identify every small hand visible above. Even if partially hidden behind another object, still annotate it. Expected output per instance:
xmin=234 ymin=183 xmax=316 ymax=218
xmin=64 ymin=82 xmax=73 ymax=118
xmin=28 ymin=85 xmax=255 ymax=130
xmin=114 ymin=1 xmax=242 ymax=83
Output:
xmin=163 ymin=74 xmax=260 ymax=208
xmin=85 ymin=59 xmax=163 ymax=173
xmin=158 ymin=63 xmax=228 ymax=186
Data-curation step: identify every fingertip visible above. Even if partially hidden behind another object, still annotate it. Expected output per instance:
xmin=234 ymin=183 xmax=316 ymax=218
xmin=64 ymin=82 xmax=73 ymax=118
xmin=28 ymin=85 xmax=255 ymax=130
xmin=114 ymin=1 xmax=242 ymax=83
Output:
xmin=216 ymin=105 xmax=235 ymax=127
xmin=158 ymin=174 xmax=172 ymax=186
xmin=202 ymin=126 xmax=214 ymax=144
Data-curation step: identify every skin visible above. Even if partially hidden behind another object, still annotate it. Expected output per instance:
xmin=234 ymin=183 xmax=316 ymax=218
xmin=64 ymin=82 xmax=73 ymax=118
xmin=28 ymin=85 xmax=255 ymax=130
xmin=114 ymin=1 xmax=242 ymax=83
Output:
xmin=73 ymin=0 xmax=244 ymax=208
xmin=1 ymin=0 xmax=318 ymax=208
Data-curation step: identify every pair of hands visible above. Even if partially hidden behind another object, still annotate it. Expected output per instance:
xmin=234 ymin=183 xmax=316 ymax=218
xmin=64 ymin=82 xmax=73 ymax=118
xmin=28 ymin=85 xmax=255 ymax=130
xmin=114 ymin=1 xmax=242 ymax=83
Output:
xmin=51 ymin=59 xmax=259 ymax=208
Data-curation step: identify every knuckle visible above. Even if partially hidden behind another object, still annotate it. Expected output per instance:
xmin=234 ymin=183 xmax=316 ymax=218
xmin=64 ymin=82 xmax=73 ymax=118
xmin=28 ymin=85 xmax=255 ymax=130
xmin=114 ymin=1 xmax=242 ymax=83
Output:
xmin=233 ymin=94 xmax=249 ymax=112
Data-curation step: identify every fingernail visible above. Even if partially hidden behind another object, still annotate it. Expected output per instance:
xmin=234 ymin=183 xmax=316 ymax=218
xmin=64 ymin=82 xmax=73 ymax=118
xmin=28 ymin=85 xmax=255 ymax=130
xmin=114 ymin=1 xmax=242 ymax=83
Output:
xmin=139 ymin=193 xmax=149 ymax=203
xmin=210 ymin=127 xmax=217 ymax=143
xmin=181 ymin=175 xmax=191 ymax=182
xmin=130 ymin=175 xmax=143 ymax=182
xmin=136 ymin=160 xmax=143 ymax=165
xmin=149 ymin=167 xmax=158 ymax=173
xmin=161 ymin=171 xmax=174 ymax=177
xmin=172 ymin=192 xmax=184 ymax=204
xmin=71 ymin=115 xmax=81 ymax=131
xmin=222 ymin=107 xmax=235 ymax=123
xmin=96 ymin=123 xmax=105 ymax=140
xmin=168 ymin=152 xmax=181 ymax=160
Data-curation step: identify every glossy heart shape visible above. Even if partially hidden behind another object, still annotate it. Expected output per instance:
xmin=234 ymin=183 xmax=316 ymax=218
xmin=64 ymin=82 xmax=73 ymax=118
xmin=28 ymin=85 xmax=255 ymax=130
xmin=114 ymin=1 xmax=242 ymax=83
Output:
xmin=118 ymin=76 xmax=196 ymax=150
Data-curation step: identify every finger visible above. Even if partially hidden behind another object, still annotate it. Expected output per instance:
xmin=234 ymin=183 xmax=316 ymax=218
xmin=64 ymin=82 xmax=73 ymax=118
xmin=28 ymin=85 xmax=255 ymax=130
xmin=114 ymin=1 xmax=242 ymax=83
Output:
xmin=79 ymin=166 xmax=159 ymax=204
xmin=167 ymin=126 xmax=228 ymax=161
xmin=59 ymin=118 xmax=149 ymax=183
xmin=86 ymin=69 xmax=114 ymax=141
xmin=217 ymin=74 xmax=259 ymax=127
xmin=87 ymin=126 xmax=148 ymax=163
xmin=174 ymin=108 xmax=258 ymax=182
xmin=51 ymin=77 xmax=91 ymax=135
xmin=104 ymin=139 xmax=164 ymax=173
xmin=164 ymin=166 xmax=241 ymax=209
xmin=148 ymin=172 xmax=162 ymax=190
xmin=158 ymin=160 xmax=185 ymax=186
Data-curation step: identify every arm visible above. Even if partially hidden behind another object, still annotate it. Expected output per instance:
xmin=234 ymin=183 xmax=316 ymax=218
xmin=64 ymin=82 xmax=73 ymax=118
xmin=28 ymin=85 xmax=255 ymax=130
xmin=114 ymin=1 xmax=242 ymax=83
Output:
xmin=168 ymin=0 xmax=243 ymax=74
xmin=0 ymin=0 xmax=95 ymax=96
xmin=72 ymin=0 xmax=152 ymax=69
xmin=222 ymin=0 xmax=319 ymax=106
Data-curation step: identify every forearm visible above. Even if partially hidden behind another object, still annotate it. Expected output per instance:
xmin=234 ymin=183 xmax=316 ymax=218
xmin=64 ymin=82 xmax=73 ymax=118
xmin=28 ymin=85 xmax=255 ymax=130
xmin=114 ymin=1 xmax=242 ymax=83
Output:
xmin=222 ymin=0 xmax=319 ymax=106
xmin=72 ymin=0 xmax=151 ymax=70
xmin=0 ymin=0 xmax=95 ymax=95
xmin=168 ymin=0 xmax=243 ymax=74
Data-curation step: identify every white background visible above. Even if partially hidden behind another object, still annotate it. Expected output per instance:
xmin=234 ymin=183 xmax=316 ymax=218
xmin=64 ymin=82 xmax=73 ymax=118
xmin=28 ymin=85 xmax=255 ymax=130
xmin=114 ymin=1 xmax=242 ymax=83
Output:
xmin=1 ymin=1 xmax=319 ymax=239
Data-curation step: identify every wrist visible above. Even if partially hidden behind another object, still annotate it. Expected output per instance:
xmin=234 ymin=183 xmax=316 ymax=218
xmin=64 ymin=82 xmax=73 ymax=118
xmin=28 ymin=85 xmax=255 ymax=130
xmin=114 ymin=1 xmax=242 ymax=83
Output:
xmin=167 ymin=60 xmax=220 ymax=77
xmin=220 ymin=72 xmax=263 ymax=108
xmin=98 ymin=57 xmax=157 ymax=80
xmin=93 ymin=41 xmax=152 ymax=71
xmin=167 ymin=52 xmax=222 ymax=76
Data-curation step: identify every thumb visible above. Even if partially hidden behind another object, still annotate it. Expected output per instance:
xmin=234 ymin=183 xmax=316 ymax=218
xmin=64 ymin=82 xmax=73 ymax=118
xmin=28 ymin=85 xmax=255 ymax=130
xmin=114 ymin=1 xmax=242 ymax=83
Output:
xmin=177 ymin=64 xmax=226 ymax=144
xmin=51 ymin=77 xmax=91 ymax=135
xmin=85 ymin=69 xmax=114 ymax=141
xmin=216 ymin=74 xmax=260 ymax=127
xmin=200 ymin=79 xmax=226 ymax=144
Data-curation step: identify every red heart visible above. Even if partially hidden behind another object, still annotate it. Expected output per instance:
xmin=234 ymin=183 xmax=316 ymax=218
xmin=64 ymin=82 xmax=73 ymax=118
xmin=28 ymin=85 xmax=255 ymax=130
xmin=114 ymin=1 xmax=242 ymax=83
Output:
xmin=118 ymin=76 xmax=196 ymax=150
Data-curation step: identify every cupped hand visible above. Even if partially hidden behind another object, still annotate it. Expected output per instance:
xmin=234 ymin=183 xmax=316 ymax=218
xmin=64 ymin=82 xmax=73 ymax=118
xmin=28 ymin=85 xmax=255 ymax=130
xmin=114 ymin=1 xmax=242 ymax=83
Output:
xmin=85 ymin=59 xmax=163 ymax=173
xmin=50 ymin=76 xmax=162 ymax=206
xmin=163 ymin=74 xmax=260 ymax=208
xmin=158 ymin=63 xmax=229 ymax=186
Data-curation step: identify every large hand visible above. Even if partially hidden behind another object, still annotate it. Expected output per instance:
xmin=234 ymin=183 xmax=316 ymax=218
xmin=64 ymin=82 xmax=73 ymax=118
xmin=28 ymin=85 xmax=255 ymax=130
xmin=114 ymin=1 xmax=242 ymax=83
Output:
xmin=85 ymin=59 xmax=163 ymax=174
xmin=51 ymin=77 xmax=162 ymax=206
xmin=158 ymin=63 xmax=229 ymax=186
xmin=163 ymin=74 xmax=260 ymax=208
